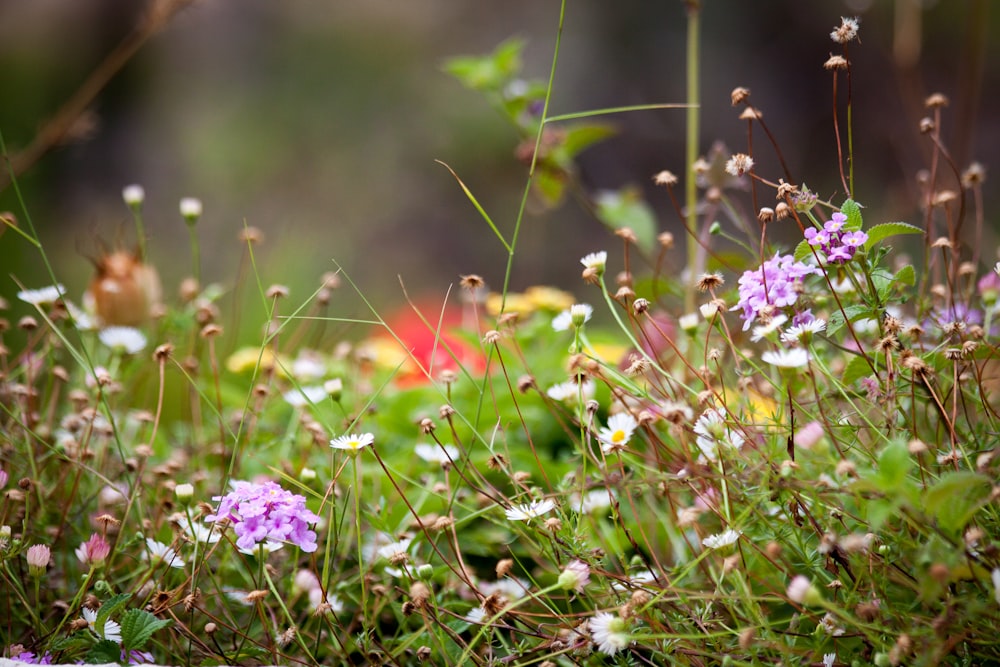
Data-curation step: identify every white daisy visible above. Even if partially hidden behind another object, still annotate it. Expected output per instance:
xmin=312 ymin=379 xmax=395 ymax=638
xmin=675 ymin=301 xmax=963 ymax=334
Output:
xmin=552 ymin=303 xmax=593 ymax=331
xmin=414 ymin=442 xmax=459 ymax=465
xmin=283 ymin=384 xmax=328 ymax=407
xmin=598 ymin=413 xmax=638 ymax=453
xmin=823 ymin=653 xmax=836 ymax=667
xmin=183 ymin=521 xmax=223 ymax=544
xmin=701 ymin=528 xmax=742 ymax=550
xmin=588 ymin=611 xmax=630 ymax=656
xmin=16 ymin=284 xmax=65 ymax=305
xmin=290 ymin=351 xmax=327 ymax=381
xmin=504 ymin=498 xmax=556 ymax=522
xmin=98 ymin=326 xmax=147 ymax=354
xmin=122 ymin=184 xmax=145 ymax=206
xmin=750 ymin=314 xmax=788 ymax=342
xmin=580 ymin=251 xmax=607 ymax=272
xmin=82 ymin=607 xmax=122 ymax=644
xmin=761 ymin=348 xmax=809 ymax=368
xmin=780 ymin=318 xmax=827 ymax=344
xmin=330 ymin=432 xmax=374 ymax=452
xmin=466 ymin=606 xmax=487 ymax=624
xmin=144 ymin=537 xmax=185 ymax=568
xmin=546 ymin=378 xmax=595 ymax=403
xmin=376 ymin=538 xmax=412 ymax=562
xmin=478 ymin=577 xmax=531 ymax=600
xmin=572 ymin=489 xmax=614 ymax=515
xmin=239 ymin=540 xmax=284 ymax=556
xmin=179 ymin=197 xmax=203 ymax=218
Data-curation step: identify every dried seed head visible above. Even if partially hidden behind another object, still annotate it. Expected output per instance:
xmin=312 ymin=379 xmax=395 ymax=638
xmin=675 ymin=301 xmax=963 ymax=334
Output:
xmin=460 ymin=274 xmax=485 ymax=291
xmin=153 ymin=343 xmax=173 ymax=362
xmin=633 ymin=298 xmax=650 ymax=315
xmin=919 ymin=117 xmax=935 ymax=134
xmin=200 ymin=323 xmax=222 ymax=339
xmin=824 ymin=54 xmax=848 ymax=70
xmin=930 ymin=236 xmax=952 ymax=249
xmin=486 ymin=454 xmax=507 ymax=471
xmin=725 ymin=153 xmax=754 ymax=177
xmin=238 ymin=226 xmax=263 ymax=244
xmin=961 ymin=162 xmax=986 ymax=187
xmin=739 ymin=107 xmax=762 ymax=121
xmin=730 ymin=87 xmax=750 ymax=105
xmin=924 ymin=93 xmax=949 ymax=108
xmin=615 ymin=227 xmax=638 ymax=244
xmin=830 ymin=16 xmax=860 ymax=44
xmin=614 ymin=286 xmax=635 ymax=302
xmin=482 ymin=330 xmax=501 ymax=345
xmin=776 ymin=180 xmax=798 ymax=200
xmin=495 ymin=558 xmax=514 ymax=578
xmin=757 ymin=207 xmax=774 ymax=223
xmin=516 ymin=374 xmax=535 ymax=393
xmin=692 ymin=157 xmax=710 ymax=175
xmin=652 ymin=170 xmax=678 ymax=187
xmin=265 ymin=284 xmax=289 ymax=300
xmin=774 ymin=201 xmax=791 ymax=220
xmin=697 ymin=273 xmax=724 ymax=292
xmin=657 ymin=231 xmax=675 ymax=248
xmin=902 ymin=354 xmax=930 ymax=375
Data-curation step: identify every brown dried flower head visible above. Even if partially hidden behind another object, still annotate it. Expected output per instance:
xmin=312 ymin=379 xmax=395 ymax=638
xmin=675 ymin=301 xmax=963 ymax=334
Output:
xmin=730 ymin=87 xmax=750 ymax=105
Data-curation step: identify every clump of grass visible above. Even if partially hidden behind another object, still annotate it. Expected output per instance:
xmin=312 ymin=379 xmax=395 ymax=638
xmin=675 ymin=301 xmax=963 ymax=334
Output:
xmin=2 ymin=8 xmax=999 ymax=667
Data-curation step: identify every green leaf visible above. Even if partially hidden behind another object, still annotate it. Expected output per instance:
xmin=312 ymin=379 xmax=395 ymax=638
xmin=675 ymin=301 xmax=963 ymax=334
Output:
xmin=840 ymin=199 xmax=864 ymax=230
xmin=96 ymin=593 xmax=131 ymax=629
xmin=864 ymin=221 xmax=924 ymax=249
xmin=555 ymin=123 xmax=616 ymax=163
xmin=121 ymin=608 xmax=172 ymax=651
xmin=593 ymin=187 xmax=657 ymax=254
xmin=531 ymin=168 xmax=568 ymax=208
xmin=923 ymin=472 xmax=992 ymax=534
xmin=793 ymin=238 xmax=813 ymax=262
xmin=443 ymin=37 xmax=524 ymax=92
xmin=874 ymin=439 xmax=911 ymax=492
xmin=841 ymin=354 xmax=871 ymax=387
xmin=826 ymin=304 xmax=870 ymax=336
xmin=83 ymin=640 xmax=121 ymax=664
xmin=894 ymin=264 xmax=916 ymax=287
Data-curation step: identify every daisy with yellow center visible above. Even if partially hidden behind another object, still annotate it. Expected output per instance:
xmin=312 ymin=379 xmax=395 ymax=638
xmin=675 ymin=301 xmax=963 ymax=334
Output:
xmin=598 ymin=413 xmax=638 ymax=454
xmin=330 ymin=432 xmax=375 ymax=454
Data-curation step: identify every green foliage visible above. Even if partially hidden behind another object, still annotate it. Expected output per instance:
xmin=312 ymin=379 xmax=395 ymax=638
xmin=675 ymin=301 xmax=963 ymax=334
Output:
xmin=120 ymin=609 xmax=171 ymax=652
xmin=593 ymin=187 xmax=658 ymax=253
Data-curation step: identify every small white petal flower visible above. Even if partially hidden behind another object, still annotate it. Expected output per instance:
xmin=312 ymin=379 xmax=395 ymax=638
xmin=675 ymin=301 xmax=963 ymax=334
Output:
xmin=702 ymin=528 xmax=742 ymax=550
xmin=546 ymin=379 xmax=595 ymax=403
xmin=283 ymin=384 xmax=328 ymax=407
xmin=580 ymin=251 xmax=607 ymax=271
xmin=693 ymin=408 xmax=744 ymax=461
xmin=466 ymin=606 xmax=487 ymax=624
xmin=598 ymin=413 xmax=638 ymax=453
xmin=330 ymin=432 xmax=375 ymax=452
xmin=504 ymin=498 xmax=556 ymax=522
xmin=17 ymin=284 xmax=66 ymax=305
xmin=179 ymin=197 xmax=203 ymax=218
xmin=823 ymin=653 xmax=836 ymax=667
xmin=761 ymin=348 xmax=809 ymax=368
xmin=184 ymin=521 xmax=223 ymax=544
xmin=552 ymin=303 xmax=593 ymax=331
xmin=992 ymin=567 xmax=1000 ymax=605
xmin=780 ymin=318 xmax=827 ymax=344
xmin=678 ymin=312 xmax=700 ymax=332
xmin=144 ymin=537 xmax=186 ymax=569
xmin=699 ymin=301 xmax=720 ymax=319
xmin=572 ymin=489 xmax=615 ymax=515
xmin=377 ymin=538 xmax=412 ymax=561
xmin=82 ymin=607 xmax=122 ymax=643
xmin=98 ymin=326 xmax=147 ymax=354
xmin=239 ymin=540 xmax=284 ymax=556
xmin=750 ymin=314 xmax=788 ymax=342
xmin=290 ymin=352 xmax=327 ymax=381
xmin=588 ymin=611 xmax=630 ymax=656
xmin=122 ymin=184 xmax=145 ymax=206
xmin=479 ymin=577 xmax=531 ymax=600
xmin=414 ymin=442 xmax=459 ymax=464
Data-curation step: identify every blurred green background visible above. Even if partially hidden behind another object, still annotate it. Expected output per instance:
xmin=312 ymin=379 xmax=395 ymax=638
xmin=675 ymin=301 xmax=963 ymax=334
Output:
xmin=1 ymin=0 xmax=997 ymax=330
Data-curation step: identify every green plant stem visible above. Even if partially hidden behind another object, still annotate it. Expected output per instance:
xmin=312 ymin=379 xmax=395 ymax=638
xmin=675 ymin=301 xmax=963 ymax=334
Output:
xmin=684 ymin=0 xmax=702 ymax=314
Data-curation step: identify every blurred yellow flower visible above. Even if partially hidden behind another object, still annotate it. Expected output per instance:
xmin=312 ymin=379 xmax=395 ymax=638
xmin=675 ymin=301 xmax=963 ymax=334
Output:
xmin=225 ymin=347 xmax=278 ymax=374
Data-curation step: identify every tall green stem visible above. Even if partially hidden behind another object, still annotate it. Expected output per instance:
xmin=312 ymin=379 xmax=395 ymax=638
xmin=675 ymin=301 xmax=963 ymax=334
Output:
xmin=684 ymin=1 xmax=702 ymax=313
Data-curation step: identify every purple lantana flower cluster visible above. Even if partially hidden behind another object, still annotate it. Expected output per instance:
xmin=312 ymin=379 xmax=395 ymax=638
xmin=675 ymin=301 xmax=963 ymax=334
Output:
xmin=804 ymin=212 xmax=868 ymax=264
xmin=207 ymin=480 xmax=320 ymax=553
xmin=734 ymin=254 xmax=819 ymax=330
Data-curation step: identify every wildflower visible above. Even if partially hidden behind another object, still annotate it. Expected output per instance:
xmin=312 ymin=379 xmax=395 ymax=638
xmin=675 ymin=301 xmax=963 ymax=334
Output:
xmin=414 ymin=442 xmax=459 ymax=465
xmin=546 ymin=378 xmax=595 ymax=403
xmin=144 ymin=537 xmax=185 ymax=569
xmin=733 ymin=254 xmax=818 ymax=330
xmin=122 ymin=184 xmax=145 ymax=207
xmin=702 ymin=528 xmax=742 ymax=550
xmin=98 ymin=326 xmax=147 ymax=354
xmin=678 ymin=312 xmax=699 ymax=332
xmin=505 ymin=498 xmax=556 ymax=522
xmin=82 ymin=607 xmax=122 ymax=643
xmin=724 ymin=153 xmax=754 ymax=177
xmin=75 ymin=533 xmax=111 ymax=566
xmin=16 ymin=284 xmax=66 ymax=305
xmin=312 ymin=590 xmax=345 ymax=614
xmin=207 ymin=480 xmax=320 ymax=553
xmin=26 ymin=544 xmax=51 ymax=577
xmin=588 ymin=611 xmax=631 ymax=656
xmin=8 ymin=649 xmax=54 ymax=664
xmin=750 ymin=314 xmax=788 ymax=342
xmin=179 ymin=197 xmax=203 ymax=220
xmin=290 ymin=351 xmax=327 ymax=381
xmin=804 ymin=213 xmax=868 ymax=265
xmin=693 ymin=408 xmax=745 ymax=461
xmin=558 ymin=560 xmax=591 ymax=593
xmin=479 ymin=577 xmax=531 ymax=600
xmin=552 ymin=303 xmax=593 ymax=331
xmin=377 ymin=538 xmax=413 ymax=562
xmin=781 ymin=318 xmax=826 ymax=344
xmin=282 ymin=384 xmax=328 ymax=407
xmin=175 ymin=483 xmax=194 ymax=505
xmin=992 ymin=568 xmax=1000 ymax=605
xmin=823 ymin=654 xmax=836 ymax=667
xmin=183 ymin=520 xmax=223 ymax=544
xmin=571 ymin=489 xmax=615 ymax=515
xmin=330 ymin=432 xmax=375 ymax=453
xmin=700 ymin=301 xmax=720 ymax=319
xmin=466 ymin=606 xmax=487 ymax=624
xmin=598 ymin=413 xmax=638 ymax=453
xmin=580 ymin=251 xmax=607 ymax=273
xmin=761 ymin=348 xmax=809 ymax=368
xmin=793 ymin=421 xmax=826 ymax=450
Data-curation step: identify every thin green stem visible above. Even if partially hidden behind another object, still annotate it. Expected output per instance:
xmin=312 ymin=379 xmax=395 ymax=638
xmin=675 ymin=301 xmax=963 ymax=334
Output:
xmin=684 ymin=1 xmax=702 ymax=313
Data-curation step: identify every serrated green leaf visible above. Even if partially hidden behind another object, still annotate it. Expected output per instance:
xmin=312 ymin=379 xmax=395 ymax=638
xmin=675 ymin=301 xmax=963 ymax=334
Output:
xmin=557 ymin=123 xmax=616 ymax=162
xmin=864 ymin=221 xmax=924 ymax=248
xmin=875 ymin=439 xmax=911 ymax=492
xmin=96 ymin=593 xmax=131 ymax=628
xmin=826 ymin=304 xmax=869 ymax=336
xmin=924 ymin=472 xmax=992 ymax=534
xmin=841 ymin=354 xmax=871 ymax=387
xmin=840 ymin=199 xmax=864 ymax=230
xmin=594 ymin=187 xmax=657 ymax=254
xmin=121 ymin=608 xmax=172 ymax=651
